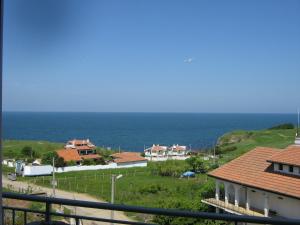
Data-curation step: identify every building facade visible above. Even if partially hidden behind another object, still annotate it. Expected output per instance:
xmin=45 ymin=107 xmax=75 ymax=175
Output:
xmin=202 ymin=139 xmax=300 ymax=220
xmin=202 ymin=135 xmax=300 ymax=219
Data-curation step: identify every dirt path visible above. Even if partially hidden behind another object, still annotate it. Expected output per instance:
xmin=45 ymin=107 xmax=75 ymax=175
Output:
xmin=3 ymin=176 xmax=132 ymax=225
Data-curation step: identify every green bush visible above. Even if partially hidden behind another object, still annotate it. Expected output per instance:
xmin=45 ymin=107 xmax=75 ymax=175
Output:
xmin=66 ymin=160 xmax=77 ymax=166
xmin=269 ymin=123 xmax=294 ymax=130
xmin=185 ymin=157 xmax=208 ymax=173
xmin=139 ymin=184 xmax=168 ymax=194
xmin=150 ymin=160 xmax=189 ymax=177
xmin=82 ymin=159 xmax=95 ymax=165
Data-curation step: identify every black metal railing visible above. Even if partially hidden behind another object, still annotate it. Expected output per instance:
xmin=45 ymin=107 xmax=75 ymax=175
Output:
xmin=3 ymin=192 xmax=300 ymax=225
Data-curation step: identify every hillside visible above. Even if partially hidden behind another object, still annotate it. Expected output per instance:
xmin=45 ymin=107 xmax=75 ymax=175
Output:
xmin=216 ymin=128 xmax=296 ymax=164
xmin=3 ymin=140 xmax=64 ymax=159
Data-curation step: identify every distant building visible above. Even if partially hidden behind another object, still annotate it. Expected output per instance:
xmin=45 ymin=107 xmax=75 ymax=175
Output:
xmin=144 ymin=144 xmax=168 ymax=157
xmin=144 ymin=144 xmax=189 ymax=159
xmin=111 ymin=152 xmax=147 ymax=167
xmin=57 ymin=139 xmax=101 ymax=164
xmin=168 ymin=144 xmax=188 ymax=156
xmin=202 ymin=142 xmax=300 ymax=220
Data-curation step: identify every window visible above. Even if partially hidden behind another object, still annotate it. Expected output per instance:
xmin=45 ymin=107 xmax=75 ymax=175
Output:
xmin=278 ymin=164 xmax=283 ymax=170
xmin=289 ymin=165 xmax=294 ymax=173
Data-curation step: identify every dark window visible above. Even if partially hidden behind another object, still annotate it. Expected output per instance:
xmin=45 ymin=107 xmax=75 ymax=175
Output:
xmin=289 ymin=165 xmax=294 ymax=173
xmin=278 ymin=164 xmax=283 ymax=170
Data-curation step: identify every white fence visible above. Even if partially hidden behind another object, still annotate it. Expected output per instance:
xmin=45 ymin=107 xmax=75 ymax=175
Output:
xmin=22 ymin=161 xmax=147 ymax=176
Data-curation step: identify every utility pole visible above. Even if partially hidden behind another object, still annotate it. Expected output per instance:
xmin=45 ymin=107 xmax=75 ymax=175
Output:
xmin=111 ymin=174 xmax=116 ymax=225
xmin=110 ymin=174 xmax=123 ymax=225
xmin=52 ymin=157 xmax=56 ymax=197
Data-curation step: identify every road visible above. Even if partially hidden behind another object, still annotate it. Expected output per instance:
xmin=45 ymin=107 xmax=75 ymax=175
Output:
xmin=3 ymin=176 xmax=133 ymax=225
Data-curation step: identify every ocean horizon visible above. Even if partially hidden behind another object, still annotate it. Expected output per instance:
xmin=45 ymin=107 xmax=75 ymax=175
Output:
xmin=3 ymin=112 xmax=297 ymax=152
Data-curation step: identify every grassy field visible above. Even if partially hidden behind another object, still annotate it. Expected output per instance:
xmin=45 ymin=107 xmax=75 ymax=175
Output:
xmin=21 ymin=165 xmax=207 ymax=206
xmin=217 ymin=128 xmax=295 ymax=164
xmin=4 ymin=127 xmax=297 ymax=223
xmin=3 ymin=140 xmax=64 ymax=159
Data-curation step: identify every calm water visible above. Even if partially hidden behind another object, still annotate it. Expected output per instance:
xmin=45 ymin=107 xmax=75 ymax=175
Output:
xmin=3 ymin=112 xmax=296 ymax=151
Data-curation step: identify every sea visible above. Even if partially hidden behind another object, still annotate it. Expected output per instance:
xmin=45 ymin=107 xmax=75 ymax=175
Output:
xmin=3 ymin=112 xmax=297 ymax=152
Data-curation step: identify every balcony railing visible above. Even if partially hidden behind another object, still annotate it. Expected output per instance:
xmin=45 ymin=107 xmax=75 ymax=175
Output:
xmin=202 ymin=198 xmax=265 ymax=217
xmin=3 ymin=192 xmax=300 ymax=225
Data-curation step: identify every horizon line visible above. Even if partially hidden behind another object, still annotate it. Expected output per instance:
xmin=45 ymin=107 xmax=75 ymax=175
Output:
xmin=2 ymin=111 xmax=298 ymax=115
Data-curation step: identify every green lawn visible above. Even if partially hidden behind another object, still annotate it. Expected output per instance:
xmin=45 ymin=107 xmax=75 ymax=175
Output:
xmin=3 ymin=140 xmax=64 ymax=159
xmin=217 ymin=128 xmax=295 ymax=164
xmin=21 ymin=166 xmax=207 ymax=207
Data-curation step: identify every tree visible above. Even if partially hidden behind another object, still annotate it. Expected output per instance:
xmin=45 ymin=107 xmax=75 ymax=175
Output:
xmin=21 ymin=146 xmax=35 ymax=158
xmin=186 ymin=157 xmax=207 ymax=173
xmin=42 ymin=152 xmax=57 ymax=165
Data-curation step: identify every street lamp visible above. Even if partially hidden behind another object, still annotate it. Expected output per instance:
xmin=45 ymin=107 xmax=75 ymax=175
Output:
xmin=111 ymin=174 xmax=123 ymax=225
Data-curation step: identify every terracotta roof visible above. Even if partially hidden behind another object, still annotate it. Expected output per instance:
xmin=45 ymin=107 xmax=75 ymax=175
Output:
xmin=57 ymin=149 xmax=81 ymax=162
xmin=112 ymin=152 xmax=146 ymax=163
xmin=76 ymin=146 xmax=94 ymax=150
xmin=150 ymin=145 xmax=167 ymax=152
xmin=209 ymin=147 xmax=300 ymax=199
xmin=267 ymin=145 xmax=300 ymax=166
xmin=81 ymin=154 xmax=101 ymax=160
xmin=171 ymin=145 xmax=187 ymax=151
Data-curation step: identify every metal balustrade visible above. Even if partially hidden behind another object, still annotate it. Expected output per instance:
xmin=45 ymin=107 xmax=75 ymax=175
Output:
xmin=3 ymin=192 xmax=300 ymax=225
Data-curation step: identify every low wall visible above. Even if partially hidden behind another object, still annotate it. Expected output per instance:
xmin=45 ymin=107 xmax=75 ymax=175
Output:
xmin=55 ymin=163 xmax=118 ymax=173
xmin=23 ymin=165 xmax=53 ymax=176
xmin=22 ymin=161 xmax=148 ymax=176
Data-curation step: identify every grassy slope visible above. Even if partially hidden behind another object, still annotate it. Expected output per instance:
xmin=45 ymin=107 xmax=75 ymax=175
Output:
xmin=3 ymin=140 xmax=64 ymax=158
xmin=217 ymin=128 xmax=295 ymax=164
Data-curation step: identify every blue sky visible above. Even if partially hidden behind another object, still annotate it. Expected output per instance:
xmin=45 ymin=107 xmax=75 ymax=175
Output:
xmin=3 ymin=0 xmax=300 ymax=113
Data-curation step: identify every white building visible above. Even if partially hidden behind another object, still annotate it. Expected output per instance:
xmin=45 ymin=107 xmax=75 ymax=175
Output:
xmin=202 ymin=140 xmax=300 ymax=221
xmin=168 ymin=144 xmax=188 ymax=156
xmin=144 ymin=144 xmax=189 ymax=159
xmin=144 ymin=144 xmax=168 ymax=157
xmin=65 ymin=139 xmax=95 ymax=149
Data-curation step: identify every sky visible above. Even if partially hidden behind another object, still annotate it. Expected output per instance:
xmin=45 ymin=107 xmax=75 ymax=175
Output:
xmin=3 ymin=0 xmax=300 ymax=113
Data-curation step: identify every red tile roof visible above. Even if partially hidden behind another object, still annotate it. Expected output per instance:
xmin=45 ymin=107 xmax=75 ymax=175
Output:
xmin=76 ymin=146 xmax=94 ymax=150
xmin=151 ymin=145 xmax=167 ymax=152
xmin=267 ymin=145 xmax=300 ymax=166
xmin=81 ymin=154 xmax=101 ymax=160
xmin=112 ymin=152 xmax=146 ymax=163
xmin=209 ymin=147 xmax=300 ymax=199
xmin=57 ymin=149 xmax=81 ymax=162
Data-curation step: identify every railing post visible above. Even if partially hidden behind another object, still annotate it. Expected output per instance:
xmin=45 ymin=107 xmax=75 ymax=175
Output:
xmin=45 ymin=200 xmax=51 ymax=223
xmin=24 ymin=211 xmax=27 ymax=225
xmin=12 ymin=209 xmax=15 ymax=225
xmin=75 ymin=218 xmax=80 ymax=225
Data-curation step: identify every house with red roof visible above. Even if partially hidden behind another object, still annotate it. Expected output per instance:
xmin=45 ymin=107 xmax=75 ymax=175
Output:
xmin=57 ymin=139 xmax=101 ymax=164
xmin=111 ymin=152 xmax=147 ymax=167
xmin=144 ymin=144 xmax=189 ymax=159
xmin=202 ymin=136 xmax=300 ymax=220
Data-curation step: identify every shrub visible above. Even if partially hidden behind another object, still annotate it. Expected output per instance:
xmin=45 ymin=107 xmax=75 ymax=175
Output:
xmin=82 ymin=159 xmax=95 ymax=165
xmin=94 ymin=157 xmax=106 ymax=165
xmin=186 ymin=157 xmax=208 ymax=173
xmin=139 ymin=184 xmax=167 ymax=194
xmin=150 ymin=160 xmax=189 ymax=177
xmin=221 ymin=145 xmax=237 ymax=153
xmin=66 ymin=160 xmax=77 ymax=166
xmin=269 ymin=123 xmax=294 ymax=130
xmin=41 ymin=152 xmax=57 ymax=165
